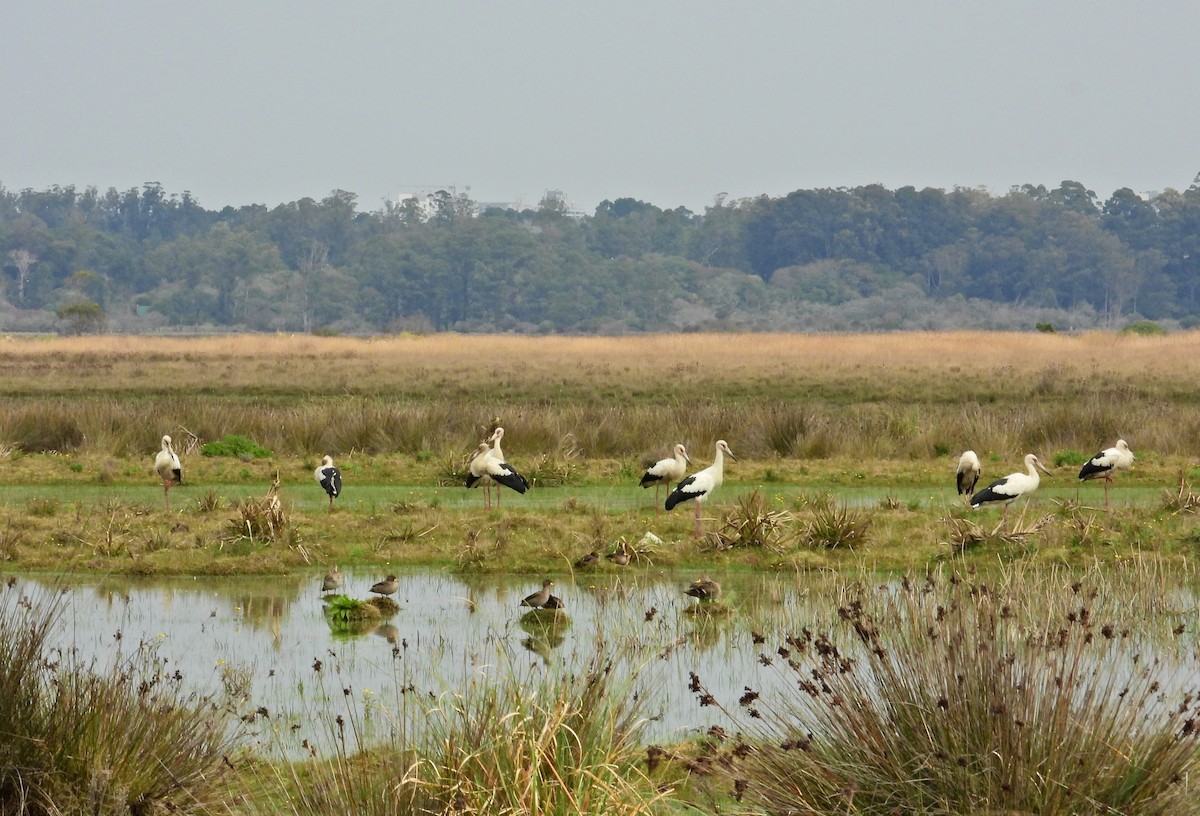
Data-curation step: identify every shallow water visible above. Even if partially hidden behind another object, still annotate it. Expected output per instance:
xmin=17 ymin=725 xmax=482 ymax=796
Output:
xmin=8 ymin=565 xmax=1195 ymax=761
xmin=7 ymin=569 xmax=839 ymax=752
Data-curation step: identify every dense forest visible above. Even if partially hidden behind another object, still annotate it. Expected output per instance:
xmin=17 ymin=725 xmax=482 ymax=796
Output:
xmin=1 ymin=177 xmax=1198 ymax=334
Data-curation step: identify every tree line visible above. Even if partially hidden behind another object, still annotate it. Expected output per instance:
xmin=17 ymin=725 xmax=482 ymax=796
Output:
xmin=1 ymin=177 xmax=1198 ymax=334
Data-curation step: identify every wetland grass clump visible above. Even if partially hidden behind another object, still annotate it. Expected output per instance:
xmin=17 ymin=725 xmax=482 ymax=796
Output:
xmin=418 ymin=648 xmax=669 ymax=815
xmin=0 ymin=586 xmax=239 ymax=815
xmin=802 ymin=494 xmax=871 ymax=549
xmin=692 ymin=568 xmax=1200 ymax=815
xmin=227 ymin=478 xmax=291 ymax=546
xmin=240 ymin=641 xmax=670 ymax=816
xmin=712 ymin=489 xmax=793 ymax=551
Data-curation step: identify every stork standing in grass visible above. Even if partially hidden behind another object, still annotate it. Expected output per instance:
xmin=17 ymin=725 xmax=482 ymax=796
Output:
xmin=665 ymin=440 xmax=736 ymax=539
xmin=970 ymin=453 xmax=1052 ymax=518
xmin=640 ymin=443 xmax=691 ymax=513
xmin=466 ymin=428 xmax=529 ymax=508
xmin=1078 ymin=439 xmax=1134 ymax=511
xmin=154 ymin=435 xmax=183 ymax=511
xmin=314 ymin=455 xmax=342 ymax=512
xmin=956 ymin=450 xmax=981 ymax=505
xmin=465 ymin=440 xmax=496 ymax=509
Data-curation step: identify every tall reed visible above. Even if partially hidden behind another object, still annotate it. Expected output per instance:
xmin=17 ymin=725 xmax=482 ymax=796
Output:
xmin=238 ymin=638 xmax=673 ymax=815
xmin=0 ymin=584 xmax=240 ymax=815
xmin=692 ymin=566 xmax=1200 ymax=814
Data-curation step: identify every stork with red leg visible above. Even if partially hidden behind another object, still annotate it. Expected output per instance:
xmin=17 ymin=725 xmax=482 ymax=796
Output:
xmin=154 ymin=435 xmax=183 ymax=511
xmin=1078 ymin=439 xmax=1134 ymax=511
xmin=665 ymin=440 xmax=736 ymax=539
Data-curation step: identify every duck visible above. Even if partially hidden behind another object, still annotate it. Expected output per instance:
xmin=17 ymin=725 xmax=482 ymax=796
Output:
xmin=321 ymin=565 xmax=342 ymax=593
xmin=684 ymin=575 xmax=721 ymax=602
xmin=520 ymin=579 xmax=554 ymax=608
xmin=574 ymin=551 xmax=600 ymax=569
xmin=369 ymin=575 xmax=399 ymax=597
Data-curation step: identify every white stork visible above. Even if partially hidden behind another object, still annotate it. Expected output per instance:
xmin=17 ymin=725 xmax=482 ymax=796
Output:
xmin=956 ymin=450 xmax=981 ymax=504
xmin=665 ymin=440 xmax=736 ymax=539
xmin=970 ymin=453 xmax=1052 ymax=518
xmin=314 ymin=455 xmax=342 ymax=512
xmin=154 ymin=435 xmax=183 ymax=511
xmin=1078 ymin=439 xmax=1134 ymax=511
xmin=640 ymin=443 xmax=691 ymax=512
xmin=467 ymin=427 xmax=529 ymax=509
xmin=465 ymin=440 xmax=496 ymax=508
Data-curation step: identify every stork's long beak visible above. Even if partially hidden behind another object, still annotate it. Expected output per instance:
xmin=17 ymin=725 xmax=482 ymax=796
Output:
xmin=1036 ymin=461 xmax=1052 ymax=476
xmin=684 ymin=454 xmax=692 ymax=466
xmin=727 ymin=450 xmax=737 ymax=461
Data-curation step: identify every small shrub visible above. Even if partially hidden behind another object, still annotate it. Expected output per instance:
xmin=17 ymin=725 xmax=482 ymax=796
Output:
xmin=803 ymin=496 xmax=870 ymax=549
xmin=25 ymin=497 xmax=60 ymax=518
xmin=201 ymin=434 xmax=273 ymax=459
xmin=1121 ymin=320 xmax=1166 ymax=336
xmin=226 ymin=479 xmax=290 ymax=545
xmin=712 ymin=489 xmax=794 ymax=550
xmin=1053 ymin=449 xmax=1086 ymax=467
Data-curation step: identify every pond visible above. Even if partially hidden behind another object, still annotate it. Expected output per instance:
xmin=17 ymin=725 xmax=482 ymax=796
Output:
xmin=8 ymin=569 xmax=846 ymax=752
xmin=7 ymin=564 xmax=1197 ymax=761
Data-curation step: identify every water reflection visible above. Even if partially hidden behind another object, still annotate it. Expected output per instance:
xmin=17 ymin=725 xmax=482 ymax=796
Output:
xmin=14 ymin=567 xmax=1193 ymax=753
xmin=12 ymin=570 xmax=814 ymax=742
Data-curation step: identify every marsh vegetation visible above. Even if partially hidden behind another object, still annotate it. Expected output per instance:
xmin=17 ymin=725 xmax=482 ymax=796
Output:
xmin=3 ymin=332 xmax=1200 ymax=812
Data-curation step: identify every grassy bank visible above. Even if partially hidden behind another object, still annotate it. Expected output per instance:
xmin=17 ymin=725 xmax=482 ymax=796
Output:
xmin=1 ymin=332 xmax=1199 ymax=575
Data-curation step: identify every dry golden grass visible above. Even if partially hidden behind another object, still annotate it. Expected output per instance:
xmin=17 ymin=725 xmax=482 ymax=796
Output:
xmin=5 ymin=331 xmax=1200 ymax=401
xmin=4 ymin=331 xmax=1200 ymax=460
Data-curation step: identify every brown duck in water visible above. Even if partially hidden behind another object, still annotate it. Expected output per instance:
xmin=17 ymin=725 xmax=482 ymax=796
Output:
xmin=520 ymin=579 xmax=554 ymax=608
xmin=321 ymin=565 xmax=342 ymax=593
xmin=684 ymin=575 xmax=721 ymax=602
xmin=369 ymin=575 xmax=399 ymax=597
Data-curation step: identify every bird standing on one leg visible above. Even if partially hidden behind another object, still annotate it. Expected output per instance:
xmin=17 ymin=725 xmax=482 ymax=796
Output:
xmin=970 ymin=453 xmax=1052 ymax=519
xmin=321 ymin=565 xmax=342 ymax=594
xmin=640 ymin=443 xmax=691 ymax=513
xmin=154 ymin=434 xmax=183 ymax=511
xmin=956 ymin=450 xmax=981 ymax=505
xmin=1078 ymin=439 xmax=1134 ymax=512
xmin=665 ymin=440 xmax=736 ymax=539
xmin=314 ymin=455 xmax=342 ymax=512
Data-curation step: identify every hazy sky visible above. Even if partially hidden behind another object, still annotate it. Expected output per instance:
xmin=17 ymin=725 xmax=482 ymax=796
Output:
xmin=3 ymin=1 xmax=1197 ymax=214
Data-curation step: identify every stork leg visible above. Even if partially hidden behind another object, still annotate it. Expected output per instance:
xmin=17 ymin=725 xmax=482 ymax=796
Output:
xmin=1104 ymin=476 xmax=1111 ymax=512
xmin=163 ymin=481 xmax=171 ymax=512
xmin=693 ymin=501 xmax=702 ymax=539
xmin=328 ymin=494 xmax=334 ymax=513
xmin=654 ymin=484 xmax=661 ymax=515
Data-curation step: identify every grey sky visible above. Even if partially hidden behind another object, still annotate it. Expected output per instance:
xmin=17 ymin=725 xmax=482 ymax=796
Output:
xmin=3 ymin=1 xmax=1197 ymax=214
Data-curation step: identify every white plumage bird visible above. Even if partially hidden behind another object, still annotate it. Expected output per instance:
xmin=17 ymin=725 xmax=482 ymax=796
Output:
xmin=1078 ymin=439 xmax=1134 ymax=511
xmin=956 ymin=450 xmax=981 ymax=503
xmin=970 ymin=453 xmax=1052 ymax=518
xmin=465 ymin=427 xmax=529 ymax=509
xmin=665 ymin=440 xmax=736 ymax=538
xmin=153 ymin=434 xmax=183 ymax=511
xmin=465 ymin=440 xmax=496 ymax=508
xmin=639 ymin=443 xmax=691 ymax=512
xmin=314 ymin=455 xmax=342 ymax=511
